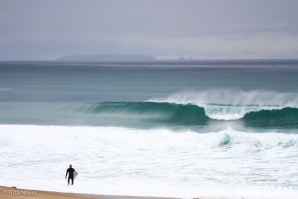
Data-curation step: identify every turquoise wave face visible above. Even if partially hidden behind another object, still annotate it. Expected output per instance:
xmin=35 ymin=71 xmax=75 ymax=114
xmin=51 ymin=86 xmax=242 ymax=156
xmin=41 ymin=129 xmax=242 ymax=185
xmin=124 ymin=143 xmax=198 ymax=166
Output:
xmin=75 ymin=102 xmax=209 ymax=126
xmin=244 ymin=108 xmax=298 ymax=128
xmin=74 ymin=102 xmax=298 ymax=129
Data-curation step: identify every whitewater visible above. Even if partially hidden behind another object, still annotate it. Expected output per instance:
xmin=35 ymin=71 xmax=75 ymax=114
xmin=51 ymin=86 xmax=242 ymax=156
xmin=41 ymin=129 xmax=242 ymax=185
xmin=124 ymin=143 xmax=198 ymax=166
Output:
xmin=0 ymin=60 xmax=298 ymax=199
xmin=1 ymin=125 xmax=298 ymax=198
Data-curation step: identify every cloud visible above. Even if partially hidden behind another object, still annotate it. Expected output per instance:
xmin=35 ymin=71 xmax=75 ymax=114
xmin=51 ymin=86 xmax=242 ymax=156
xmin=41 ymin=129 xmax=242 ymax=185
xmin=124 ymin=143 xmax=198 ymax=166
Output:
xmin=1 ymin=0 xmax=298 ymax=60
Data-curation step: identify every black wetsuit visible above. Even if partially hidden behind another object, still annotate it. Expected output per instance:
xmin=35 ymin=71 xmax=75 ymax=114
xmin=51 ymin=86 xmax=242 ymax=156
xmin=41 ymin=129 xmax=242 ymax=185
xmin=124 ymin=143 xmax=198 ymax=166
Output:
xmin=66 ymin=168 xmax=75 ymax=185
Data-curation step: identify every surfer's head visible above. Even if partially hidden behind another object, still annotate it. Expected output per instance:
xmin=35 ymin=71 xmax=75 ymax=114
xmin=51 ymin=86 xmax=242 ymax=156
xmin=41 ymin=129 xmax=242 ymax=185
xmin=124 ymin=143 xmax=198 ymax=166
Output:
xmin=69 ymin=164 xmax=72 ymax=168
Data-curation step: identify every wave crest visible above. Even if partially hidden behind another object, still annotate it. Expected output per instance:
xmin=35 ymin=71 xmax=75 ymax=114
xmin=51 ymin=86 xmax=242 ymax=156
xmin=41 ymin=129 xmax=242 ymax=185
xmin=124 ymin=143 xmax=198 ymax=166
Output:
xmin=150 ymin=89 xmax=298 ymax=120
xmin=150 ymin=89 xmax=298 ymax=107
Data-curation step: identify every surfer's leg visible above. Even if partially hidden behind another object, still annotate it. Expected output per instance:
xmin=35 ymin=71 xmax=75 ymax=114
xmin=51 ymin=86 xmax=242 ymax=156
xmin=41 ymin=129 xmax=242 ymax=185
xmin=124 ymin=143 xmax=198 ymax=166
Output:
xmin=68 ymin=176 xmax=70 ymax=185
xmin=71 ymin=176 xmax=74 ymax=185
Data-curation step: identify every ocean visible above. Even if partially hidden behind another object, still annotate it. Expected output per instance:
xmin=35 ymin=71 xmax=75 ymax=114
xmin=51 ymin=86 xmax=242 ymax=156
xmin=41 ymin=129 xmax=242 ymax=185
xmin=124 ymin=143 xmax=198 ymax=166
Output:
xmin=0 ymin=60 xmax=298 ymax=199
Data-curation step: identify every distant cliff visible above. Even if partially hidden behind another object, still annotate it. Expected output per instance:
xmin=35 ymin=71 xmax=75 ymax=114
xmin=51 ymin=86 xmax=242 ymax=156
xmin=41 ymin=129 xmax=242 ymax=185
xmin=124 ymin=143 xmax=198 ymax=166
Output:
xmin=56 ymin=54 xmax=156 ymax=61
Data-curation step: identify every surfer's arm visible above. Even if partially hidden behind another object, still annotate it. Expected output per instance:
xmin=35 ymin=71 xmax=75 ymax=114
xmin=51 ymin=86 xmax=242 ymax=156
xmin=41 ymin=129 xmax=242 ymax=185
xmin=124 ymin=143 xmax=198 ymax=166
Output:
xmin=65 ymin=169 xmax=68 ymax=178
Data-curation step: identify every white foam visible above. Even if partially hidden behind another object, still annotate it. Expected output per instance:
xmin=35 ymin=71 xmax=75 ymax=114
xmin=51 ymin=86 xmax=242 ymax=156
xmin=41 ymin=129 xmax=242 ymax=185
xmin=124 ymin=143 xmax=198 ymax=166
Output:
xmin=0 ymin=125 xmax=297 ymax=199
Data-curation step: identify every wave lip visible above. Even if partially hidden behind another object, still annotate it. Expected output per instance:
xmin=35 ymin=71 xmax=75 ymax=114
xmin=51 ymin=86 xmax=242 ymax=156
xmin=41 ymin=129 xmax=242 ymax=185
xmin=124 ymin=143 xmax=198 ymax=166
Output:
xmin=203 ymin=104 xmax=285 ymax=120
xmin=150 ymin=89 xmax=298 ymax=107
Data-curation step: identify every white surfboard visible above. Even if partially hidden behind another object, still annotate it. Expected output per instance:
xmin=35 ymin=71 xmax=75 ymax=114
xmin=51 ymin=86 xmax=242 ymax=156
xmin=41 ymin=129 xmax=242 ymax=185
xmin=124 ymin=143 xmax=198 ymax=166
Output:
xmin=74 ymin=171 xmax=78 ymax=178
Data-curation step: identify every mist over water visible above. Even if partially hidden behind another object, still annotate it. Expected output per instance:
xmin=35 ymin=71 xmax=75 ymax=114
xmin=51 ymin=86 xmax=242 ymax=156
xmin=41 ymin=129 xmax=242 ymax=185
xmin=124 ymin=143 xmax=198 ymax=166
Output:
xmin=153 ymin=89 xmax=298 ymax=107
xmin=0 ymin=60 xmax=298 ymax=198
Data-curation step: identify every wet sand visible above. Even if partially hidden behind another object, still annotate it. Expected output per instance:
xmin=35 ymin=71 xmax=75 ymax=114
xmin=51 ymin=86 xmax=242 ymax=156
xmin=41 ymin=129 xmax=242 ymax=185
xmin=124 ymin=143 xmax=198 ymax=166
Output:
xmin=0 ymin=186 xmax=177 ymax=199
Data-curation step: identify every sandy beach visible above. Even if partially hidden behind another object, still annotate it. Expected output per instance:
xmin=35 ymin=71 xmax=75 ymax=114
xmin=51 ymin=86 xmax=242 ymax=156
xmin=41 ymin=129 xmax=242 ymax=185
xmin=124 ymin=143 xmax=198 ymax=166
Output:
xmin=0 ymin=186 xmax=177 ymax=199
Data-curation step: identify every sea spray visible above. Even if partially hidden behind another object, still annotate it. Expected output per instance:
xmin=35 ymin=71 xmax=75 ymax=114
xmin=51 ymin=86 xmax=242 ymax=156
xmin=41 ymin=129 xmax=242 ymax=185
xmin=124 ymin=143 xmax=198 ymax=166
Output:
xmin=150 ymin=89 xmax=298 ymax=107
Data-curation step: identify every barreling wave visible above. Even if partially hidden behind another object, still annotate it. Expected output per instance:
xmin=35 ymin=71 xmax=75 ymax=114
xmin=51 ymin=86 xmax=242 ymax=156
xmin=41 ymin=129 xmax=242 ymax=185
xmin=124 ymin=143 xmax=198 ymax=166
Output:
xmin=75 ymin=101 xmax=298 ymax=128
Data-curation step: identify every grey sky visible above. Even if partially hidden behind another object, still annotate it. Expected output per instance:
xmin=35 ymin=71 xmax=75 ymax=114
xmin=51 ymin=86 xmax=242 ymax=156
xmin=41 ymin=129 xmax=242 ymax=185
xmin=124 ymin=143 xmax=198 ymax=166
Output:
xmin=1 ymin=0 xmax=298 ymax=60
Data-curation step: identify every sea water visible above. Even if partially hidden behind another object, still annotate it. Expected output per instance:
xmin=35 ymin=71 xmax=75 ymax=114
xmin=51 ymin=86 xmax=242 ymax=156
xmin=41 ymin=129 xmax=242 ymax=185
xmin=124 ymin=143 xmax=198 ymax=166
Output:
xmin=0 ymin=60 xmax=298 ymax=198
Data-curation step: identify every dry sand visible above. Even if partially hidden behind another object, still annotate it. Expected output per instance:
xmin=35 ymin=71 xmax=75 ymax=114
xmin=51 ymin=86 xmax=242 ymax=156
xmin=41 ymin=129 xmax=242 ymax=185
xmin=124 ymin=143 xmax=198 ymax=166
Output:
xmin=0 ymin=186 xmax=177 ymax=199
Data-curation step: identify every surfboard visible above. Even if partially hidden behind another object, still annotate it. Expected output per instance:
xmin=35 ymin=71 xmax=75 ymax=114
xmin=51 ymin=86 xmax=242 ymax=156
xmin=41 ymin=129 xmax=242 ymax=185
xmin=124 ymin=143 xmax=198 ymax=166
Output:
xmin=74 ymin=171 xmax=78 ymax=178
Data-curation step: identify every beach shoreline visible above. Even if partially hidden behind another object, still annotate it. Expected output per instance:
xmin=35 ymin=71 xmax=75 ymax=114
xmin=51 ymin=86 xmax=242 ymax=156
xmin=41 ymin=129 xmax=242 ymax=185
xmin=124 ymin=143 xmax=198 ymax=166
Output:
xmin=0 ymin=186 xmax=179 ymax=199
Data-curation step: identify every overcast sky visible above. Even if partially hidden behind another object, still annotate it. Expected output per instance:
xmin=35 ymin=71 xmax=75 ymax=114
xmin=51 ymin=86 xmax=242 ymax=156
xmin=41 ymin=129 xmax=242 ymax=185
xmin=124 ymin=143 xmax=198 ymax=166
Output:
xmin=1 ymin=0 xmax=298 ymax=60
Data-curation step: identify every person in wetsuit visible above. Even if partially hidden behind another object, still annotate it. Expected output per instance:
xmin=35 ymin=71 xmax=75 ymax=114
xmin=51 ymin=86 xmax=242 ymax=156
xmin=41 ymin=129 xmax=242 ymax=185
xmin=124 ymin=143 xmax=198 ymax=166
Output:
xmin=65 ymin=164 xmax=75 ymax=185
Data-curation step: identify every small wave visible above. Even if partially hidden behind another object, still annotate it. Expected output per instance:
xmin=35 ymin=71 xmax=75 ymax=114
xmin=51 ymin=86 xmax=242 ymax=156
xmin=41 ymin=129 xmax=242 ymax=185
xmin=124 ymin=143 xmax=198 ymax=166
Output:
xmin=214 ymin=129 xmax=298 ymax=151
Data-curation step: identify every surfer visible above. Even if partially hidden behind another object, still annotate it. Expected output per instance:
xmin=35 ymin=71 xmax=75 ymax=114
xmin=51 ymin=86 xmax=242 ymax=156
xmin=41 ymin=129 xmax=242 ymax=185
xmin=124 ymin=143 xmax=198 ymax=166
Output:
xmin=65 ymin=164 xmax=75 ymax=185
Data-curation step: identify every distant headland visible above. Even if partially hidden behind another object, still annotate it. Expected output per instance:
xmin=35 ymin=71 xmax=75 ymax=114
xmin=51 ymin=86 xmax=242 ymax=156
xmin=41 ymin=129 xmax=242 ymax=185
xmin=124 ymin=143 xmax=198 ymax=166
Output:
xmin=56 ymin=54 xmax=156 ymax=61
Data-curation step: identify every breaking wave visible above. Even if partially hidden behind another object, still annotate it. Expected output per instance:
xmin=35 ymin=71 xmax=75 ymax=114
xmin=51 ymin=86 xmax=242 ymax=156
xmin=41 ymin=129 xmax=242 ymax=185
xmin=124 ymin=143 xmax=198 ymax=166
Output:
xmin=75 ymin=101 xmax=298 ymax=128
